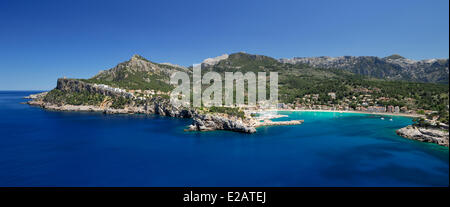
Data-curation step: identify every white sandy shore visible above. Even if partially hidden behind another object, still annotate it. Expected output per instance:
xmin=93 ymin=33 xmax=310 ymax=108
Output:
xmin=249 ymin=109 xmax=425 ymax=118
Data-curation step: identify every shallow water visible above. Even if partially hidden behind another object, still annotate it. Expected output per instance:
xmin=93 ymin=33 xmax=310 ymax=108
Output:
xmin=0 ymin=91 xmax=448 ymax=186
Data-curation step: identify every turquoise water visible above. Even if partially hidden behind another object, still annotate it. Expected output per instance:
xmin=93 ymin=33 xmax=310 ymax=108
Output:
xmin=0 ymin=91 xmax=448 ymax=186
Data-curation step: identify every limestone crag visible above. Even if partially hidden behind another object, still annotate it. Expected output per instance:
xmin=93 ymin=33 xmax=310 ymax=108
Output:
xmin=149 ymin=97 xmax=196 ymax=118
xmin=28 ymin=95 xmax=195 ymax=118
xmin=24 ymin=92 xmax=48 ymax=99
xmin=202 ymin=54 xmax=229 ymax=66
xmin=187 ymin=114 xmax=257 ymax=133
xmin=57 ymin=78 xmax=134 ymax=98
xmin=396 ymin=125 xmax=449 ymax=147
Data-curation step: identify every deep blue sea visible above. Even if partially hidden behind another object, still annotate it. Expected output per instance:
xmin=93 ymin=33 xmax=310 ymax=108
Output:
xmin=0 ymin=91 xmax=448 ymax=187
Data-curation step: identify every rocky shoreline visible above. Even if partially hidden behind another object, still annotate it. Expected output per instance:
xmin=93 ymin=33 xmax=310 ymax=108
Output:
xmin=26 ymin=91 xmax=303 ymax=134
xmin=396 ymin=124 xmax=449 ymax=147
xmin=186 ymin=114 xmax=257 ymax=133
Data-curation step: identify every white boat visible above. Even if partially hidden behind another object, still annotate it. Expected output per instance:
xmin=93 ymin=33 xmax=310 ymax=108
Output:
xmin=381 ymin=117 xmax=385 ymax=120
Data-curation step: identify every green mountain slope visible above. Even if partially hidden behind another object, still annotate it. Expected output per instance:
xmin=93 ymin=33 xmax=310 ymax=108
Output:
xmin=280 ymin=55 xmax=449 ymax=83
xmin=203 ymin=52 xmax=449 ymax=116
xmin=82 ymin=54 xmax=189 ymax=92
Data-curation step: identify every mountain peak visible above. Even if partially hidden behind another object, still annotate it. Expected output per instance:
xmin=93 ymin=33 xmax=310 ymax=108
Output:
xmin=385 ymin=54 xmax=405 ymax=60
xmin=130 ymin=54 xmax=149 ymax=62
xmin=202 ymin=54 xmax=229 ymax=66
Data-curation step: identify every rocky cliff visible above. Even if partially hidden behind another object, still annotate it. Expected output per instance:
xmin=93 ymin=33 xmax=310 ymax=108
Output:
xmin=57 ymin=78 xmax=133 ymax=98
xmin=187 ymin=114 xmax=256 ymax=133
xmin=28 ymin=78 xmax=261 ymax=133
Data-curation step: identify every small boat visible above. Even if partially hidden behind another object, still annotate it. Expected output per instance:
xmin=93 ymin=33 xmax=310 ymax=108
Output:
xmin=389 ymin=118 xmax=393 ymax=121
xmin=380 ymin=117 xmax=385 ymax=120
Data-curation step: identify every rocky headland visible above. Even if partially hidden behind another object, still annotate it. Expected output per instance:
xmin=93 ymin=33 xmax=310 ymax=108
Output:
xmin=28 ymin=94 xmax=303 ymax=134
xmin=186 ymin=114 xmax=257 ymax=133
xmin=26 ymin=78 xmax=303 ymax=134
xmin=396 ymin=123 xmax=449 ymax=147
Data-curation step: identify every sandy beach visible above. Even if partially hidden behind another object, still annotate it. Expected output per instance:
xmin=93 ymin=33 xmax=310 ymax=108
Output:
xmin=249 ymin=109 xmax=425 ymax=118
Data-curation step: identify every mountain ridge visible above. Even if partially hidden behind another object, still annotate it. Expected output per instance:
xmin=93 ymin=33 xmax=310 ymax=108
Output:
xmin=90 ymin=52 xmax=448 ymax=84
xmin=279 ymin=54 xmax=449 ymax=83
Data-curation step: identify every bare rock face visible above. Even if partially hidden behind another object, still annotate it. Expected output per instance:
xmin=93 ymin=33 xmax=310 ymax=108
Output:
xmin=187 ymin=114 xmax=257 ymax=133
xmin=202 ymin=54 xmax=229 ymax=66
xmin=57 ymin=78 xmax=133 ymax=98
xmin=149 ymin=97 xmax=196 ymax=118
xmin=24 ymin=92 xmax=48 ymax=99
xmin=396 ymin=125 xmax=449 ymax=147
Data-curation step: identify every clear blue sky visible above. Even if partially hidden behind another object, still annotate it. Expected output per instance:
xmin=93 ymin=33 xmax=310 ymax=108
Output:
xmin=0 ymin=0 xmax=448 ymax=90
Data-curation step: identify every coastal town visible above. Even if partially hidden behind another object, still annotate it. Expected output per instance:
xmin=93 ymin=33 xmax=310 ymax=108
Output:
xmin=102 ymin=88 xmax=414 ymax=117
xmin=87 ymin=81 xmax=438 ymax=119
xmin=276 ymin=91 xmax=427 ymax=115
